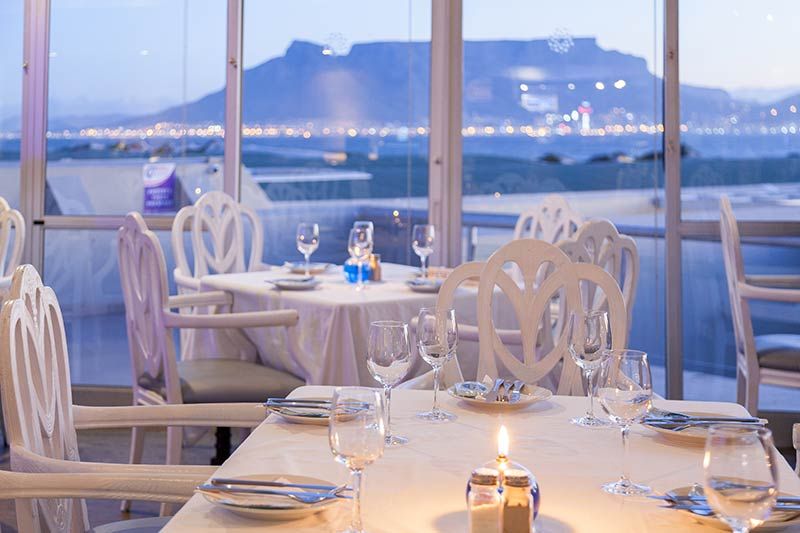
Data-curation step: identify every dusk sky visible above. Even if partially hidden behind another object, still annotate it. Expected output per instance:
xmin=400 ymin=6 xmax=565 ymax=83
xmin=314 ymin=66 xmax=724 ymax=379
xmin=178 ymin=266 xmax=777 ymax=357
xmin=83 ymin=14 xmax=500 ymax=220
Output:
xmin=2 ymin=0 xmax=800 ymax=121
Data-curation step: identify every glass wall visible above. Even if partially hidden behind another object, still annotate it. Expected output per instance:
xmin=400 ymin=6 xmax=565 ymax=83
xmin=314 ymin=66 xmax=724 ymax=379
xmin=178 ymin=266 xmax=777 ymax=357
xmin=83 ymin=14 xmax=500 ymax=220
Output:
xmin=241 ymin=0 xmax=431 ymax=267
xmin=460 ymin=0 xmax=666 ymax=393
xmin=0 ymin=0 xmax=22 ymax=206
xmin=46 ymin=0 xmax=227 ymax=216
xmin=680 ymin=0 xmax=800 ymax=408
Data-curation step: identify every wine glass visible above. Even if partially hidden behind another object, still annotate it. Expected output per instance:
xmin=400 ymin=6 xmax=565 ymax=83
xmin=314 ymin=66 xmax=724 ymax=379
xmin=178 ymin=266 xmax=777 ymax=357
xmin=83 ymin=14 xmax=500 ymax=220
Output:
xmin=329 ymin=387 xmax=385 ymax=533
xmin=296 ymin=222 xmax=319 ymax=276
xmin=415 ymin=307 xmax=457 ymax=422
xmin=703 ymin=426 xmax=779 ymax=533
xmin=411 ymin=224 xmax=435 ymax=278
xmin=353 ymin=220 xmax=374 ymax=235
xmin=348 ymin=227 xmax=373 ymax=291
xmin=596 ymin=349 xmax=652 ymax=495
xmin=367 ymin=321 xmax=412 ymax=446
xmin=569 ymin=310 xmax=611 ymax=428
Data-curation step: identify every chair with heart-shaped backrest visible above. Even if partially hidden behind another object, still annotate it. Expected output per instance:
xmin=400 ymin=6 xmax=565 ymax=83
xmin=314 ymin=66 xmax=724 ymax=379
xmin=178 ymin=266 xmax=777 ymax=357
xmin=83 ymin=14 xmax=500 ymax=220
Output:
xmin=119 ymin=212 xmax=303 ymax=511
xmin=557 ymin=218 xmax=639 ymax=328
xmin=476 ymin=239 xmax=628 ymax=395
xmin=513 ymin=194 xmax=582 ymax=244
xmin=0 ymin=264 xmax=268 ymax=530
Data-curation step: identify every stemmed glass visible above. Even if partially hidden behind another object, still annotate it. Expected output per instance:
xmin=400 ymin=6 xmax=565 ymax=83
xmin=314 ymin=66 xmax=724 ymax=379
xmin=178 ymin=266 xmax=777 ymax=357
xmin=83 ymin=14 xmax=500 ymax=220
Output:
xmin=348 ymin=227 xmax=373 ymax=291
xmin=415 ymin=307 xmax=458 ymax=422
xmin=367 ymin=321 xmax=412 ymax=446
xmin=597 ymin=349 xmax=653 ymax=496
xmin=703 ymin=426 xmax=779 ymax=533
xmin=296 ymin=222 xmax=319 ymax=276
xmin=411 ymin=224 xmax=435 ymax=278
xmin=329 ymin=387 xmax=385 ymax=533
xmin=353 ymin=221 xmax=374 ymax=234
xmin=569 ymin=310 xmax=611 ymax=428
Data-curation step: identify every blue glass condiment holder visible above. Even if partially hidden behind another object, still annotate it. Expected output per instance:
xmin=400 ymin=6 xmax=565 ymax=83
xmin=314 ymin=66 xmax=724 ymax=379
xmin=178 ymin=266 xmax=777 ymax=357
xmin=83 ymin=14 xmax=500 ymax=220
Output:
xmin=343 ymin=259 xmax=371 ymax=283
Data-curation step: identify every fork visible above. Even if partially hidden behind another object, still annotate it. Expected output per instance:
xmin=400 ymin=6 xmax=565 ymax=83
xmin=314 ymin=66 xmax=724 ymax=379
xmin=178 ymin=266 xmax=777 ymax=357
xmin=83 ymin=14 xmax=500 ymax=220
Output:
xmin=197 ymin=483 xmax=351 ymax=504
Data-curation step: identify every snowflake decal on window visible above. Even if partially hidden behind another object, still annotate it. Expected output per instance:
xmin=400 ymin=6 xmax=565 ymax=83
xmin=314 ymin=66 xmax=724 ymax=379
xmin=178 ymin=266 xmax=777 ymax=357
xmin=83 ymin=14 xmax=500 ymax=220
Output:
xmin=548 ymin=28 xmax=574 ymax=54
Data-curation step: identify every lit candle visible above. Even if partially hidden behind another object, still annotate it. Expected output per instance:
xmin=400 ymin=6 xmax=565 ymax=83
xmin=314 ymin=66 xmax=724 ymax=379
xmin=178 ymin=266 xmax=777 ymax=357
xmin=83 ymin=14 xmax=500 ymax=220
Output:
xmin=497 ymin=425 xmax=510 ymax=474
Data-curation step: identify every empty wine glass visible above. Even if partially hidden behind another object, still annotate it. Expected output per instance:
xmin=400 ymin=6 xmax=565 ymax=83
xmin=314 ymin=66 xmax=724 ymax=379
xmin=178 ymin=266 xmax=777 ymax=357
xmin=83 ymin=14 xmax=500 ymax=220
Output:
xmin=353 ymin=220 xmax=374 ymax=234
xmin=569 ymin=310 xmax=611 ymax=428
xmin=703 ymin=426 xmax=779 ymax=533
xmin=415 ymin=307 xmax=457 ymax=422
xmin=296 ymin=222 xmax=319 ymax=276
xmin=597 ymin=349 xmax=652 ymax=496
xmin=367 ymin=321 xmax=412 ymax=446
xmin=411 ymin=224 xmax=435 ymax=278
xmin=329 ymin=387 xmax=385 ymax=533
xmin=348 ymin=227 xmax=373 ymax=291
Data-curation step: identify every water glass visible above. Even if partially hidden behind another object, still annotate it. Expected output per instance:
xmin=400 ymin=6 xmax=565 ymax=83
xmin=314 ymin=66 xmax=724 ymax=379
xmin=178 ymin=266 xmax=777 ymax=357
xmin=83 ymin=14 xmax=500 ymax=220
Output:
xmin=329 ymin=387 xmax=385 ymax=533
xmin=348 ymin=227 xmax=373 ymax=291
xmin=569 ymin=310 xmax=611 ymax=428
xmin=597 ymin=349 xmax=652 ymax=495
xmin=353 ymin=220 xmax=375 ymax=234
xmin=296 ymin=222 xmax=319 ymax=276
xmin=367 ymin=321 xmax=412 ymax=446
xmin=411 ymin=224 xmax=435 ymax=278
xmin=415 ymin=307 xmax=457 ymax=422
xmin=703 ymin=426 xmax=779 ymax=533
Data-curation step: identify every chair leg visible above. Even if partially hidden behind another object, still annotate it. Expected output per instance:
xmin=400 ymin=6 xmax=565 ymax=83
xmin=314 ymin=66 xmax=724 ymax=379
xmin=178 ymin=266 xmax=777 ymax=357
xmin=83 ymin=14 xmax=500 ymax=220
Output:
xmin=745 ymin=374 xmax=760 ymax=416
xmin=160 ymin=426 xmax=183 ymax=517
xmin=736 ymin=367 xmax=746 ymax=407
xmin=211 ymin=427 xmax=232 ymax=466
xmin=120 ymin=426 xmax=146 ymax=512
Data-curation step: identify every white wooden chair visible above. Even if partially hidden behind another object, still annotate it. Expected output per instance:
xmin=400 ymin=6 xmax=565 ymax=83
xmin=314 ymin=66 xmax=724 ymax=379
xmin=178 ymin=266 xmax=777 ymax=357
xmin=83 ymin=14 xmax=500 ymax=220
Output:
xmin=118 ymin=212 xmax=302 ymax=510
xmin=0 ymin=265 xmax=268 ymax=531
xmin=557 ymin=218 xmax=639 ymax=325
xmin=476 ymin=239 xmax=628 ymax=395
xmin=171 ymin=190 xmax=268 ymax=360
xmin=513 ymin=194 xmax=582 ymax=243
xmin=720 ymin=196 xmax=800 ymax=415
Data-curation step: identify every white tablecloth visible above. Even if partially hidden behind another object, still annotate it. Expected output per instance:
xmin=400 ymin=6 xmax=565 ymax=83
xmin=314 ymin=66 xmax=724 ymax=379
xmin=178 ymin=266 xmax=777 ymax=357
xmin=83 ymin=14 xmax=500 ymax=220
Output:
xmin=193 ymin=264 xmax=481 ymax=386
xmin=165 ymin=387 xmax=800 ymax=532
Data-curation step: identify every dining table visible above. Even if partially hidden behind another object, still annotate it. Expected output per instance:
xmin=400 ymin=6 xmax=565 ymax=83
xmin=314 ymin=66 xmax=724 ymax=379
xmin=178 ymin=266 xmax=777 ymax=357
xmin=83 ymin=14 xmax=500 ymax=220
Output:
xmin=164 ymin=386 xmax=800 ymax=532
xmin=190 ymin=263 xmax=483 ymax=386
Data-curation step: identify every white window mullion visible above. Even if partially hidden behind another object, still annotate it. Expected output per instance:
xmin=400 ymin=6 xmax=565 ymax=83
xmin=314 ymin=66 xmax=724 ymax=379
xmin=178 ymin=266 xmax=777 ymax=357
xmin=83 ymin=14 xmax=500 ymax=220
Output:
xmin=224 ymin=0 xmax=243 ymax=201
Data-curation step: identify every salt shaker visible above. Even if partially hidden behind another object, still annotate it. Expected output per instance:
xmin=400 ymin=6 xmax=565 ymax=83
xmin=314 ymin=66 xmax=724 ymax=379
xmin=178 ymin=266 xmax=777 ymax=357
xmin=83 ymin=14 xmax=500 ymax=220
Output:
xmin=468 ymin=468 xmax=502 ymax=533
xmin=369 ymin=253 xmax=382 ymax=281
xmin=502 ymin=469 xmax=533 ymax=533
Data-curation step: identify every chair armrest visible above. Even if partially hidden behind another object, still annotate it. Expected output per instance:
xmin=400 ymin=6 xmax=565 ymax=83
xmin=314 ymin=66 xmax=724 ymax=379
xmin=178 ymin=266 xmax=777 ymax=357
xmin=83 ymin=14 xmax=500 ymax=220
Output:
xmin=174 ymin=270 xmax=201 ymax=291
xmin=167 ymin=290 xmax=232 ymax=309
xmin=162 ymin=309 xmax=299 ymax=329
xmin=745 ymin=275 xmax=800 ymax=289
xmin=73 ymin=403 xmax=266 ymax=430
xmin=738 ymin=281 xmax=800 ymax=303
xmin=0 ymin=470 xmax=202 ymax=504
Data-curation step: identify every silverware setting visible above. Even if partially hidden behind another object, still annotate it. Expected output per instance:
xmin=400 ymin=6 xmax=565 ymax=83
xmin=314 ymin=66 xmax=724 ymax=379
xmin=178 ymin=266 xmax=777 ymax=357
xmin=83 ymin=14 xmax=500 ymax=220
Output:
xmin=650 ymin=494 xmax=800 ymax=505
xmin=211 ymin=477 xmax=351 ymax=492
xmin=644 ymin=419 xmax=766 ymax=432
xmin=659 ymin=502 xmax=800 ymax=514
xmin=483 ymin=378 xmax=525 ymax=403
xmin=648 ymin=406 xmax=764 ymax=424
xmin=197 ymin=483 xmax=352 ymax=504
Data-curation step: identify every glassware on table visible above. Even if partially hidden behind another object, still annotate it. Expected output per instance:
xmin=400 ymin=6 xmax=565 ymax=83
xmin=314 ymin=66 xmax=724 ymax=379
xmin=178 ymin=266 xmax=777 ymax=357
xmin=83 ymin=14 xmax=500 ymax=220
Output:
xmin=296 ymin=222 xmax=320 ymax=276
xmin=415 ymin=307 xmax=458 ymax=422
xmin=411 ymin=224 xmax=435 ymax=278
xmin=353 ymin=220 xmax=375 ymax=235
xmin=347 ymin=227 xmax=373 ymax=292
xmin=596 ymin=349 xmax=653 ymax=495
xmin=703 ymin=426 xmax=779 ymax=533
xmin=329 ymin=387 xmax=386 ymax=533
xmin=367 ymin=320 xmax=412 ymax=446
xmin=569 ymin=310 xmax=611 ymax=428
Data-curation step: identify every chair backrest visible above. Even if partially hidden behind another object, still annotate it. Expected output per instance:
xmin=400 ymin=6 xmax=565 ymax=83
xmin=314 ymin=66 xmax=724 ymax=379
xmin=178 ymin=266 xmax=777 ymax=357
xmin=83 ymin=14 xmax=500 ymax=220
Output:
xmin=119 ymin=212 xmax=182 ymax=404
xmin=558 ymin=218 xmax=640 ymax=323
xmin=0 ymin=265 xmax=89 ymax=532
xmin=172 ymin=191 xmax=264 ymax=279
xmin=476 ymin=239 xmax=627 ymax=395
xmin=720 ymin=196 xmax=755 ymax=364
xmin=0 ymin=197 xmax=26 ymax=278
xmin=513 ymin=194 xmax=582 ymax=243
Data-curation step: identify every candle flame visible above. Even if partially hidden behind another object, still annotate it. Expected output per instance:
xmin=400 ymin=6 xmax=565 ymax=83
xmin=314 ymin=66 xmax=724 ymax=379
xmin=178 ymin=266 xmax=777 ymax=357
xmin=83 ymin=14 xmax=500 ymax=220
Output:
xmin=498 ymin=425 xmax=509 ymax=458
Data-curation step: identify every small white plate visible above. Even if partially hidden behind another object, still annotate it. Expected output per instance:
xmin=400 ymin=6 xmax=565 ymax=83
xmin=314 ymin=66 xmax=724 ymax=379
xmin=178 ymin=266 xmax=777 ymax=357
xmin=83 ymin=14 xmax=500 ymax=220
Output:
xmin=666 ymin=485 xmax=800 ymax=531
xmin=406 ymin=278 xmax=442 ymax=293
xmin=197 ymin=474 xmax=341 ymax=521
xmin=267 ymin=398 xmax=330 ymax=426
xmin=447 ymin=381 xmax=552 ymax=409
xmin=269 ymin=278 xmax=321 ymax=291
xmin=643 ymin=411 xmax=729 ymax=446
xmin=284 ymin=262 xmax=332 ymax=275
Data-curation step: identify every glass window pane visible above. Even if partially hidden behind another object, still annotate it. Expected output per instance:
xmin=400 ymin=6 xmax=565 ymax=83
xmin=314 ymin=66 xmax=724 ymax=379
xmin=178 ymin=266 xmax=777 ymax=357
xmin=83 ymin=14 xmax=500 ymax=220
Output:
xmin=46 ymin=0 xmax=227 ymax=216
xmin=241 ymin=0 xmax=431 ymax=267
xmin=680 ymin=1 xmax=800 ymax=221
xmin=461 ymin=0 xmax=665 ymax=394
xmin=0 ymin=0 xmax=22 ymax=207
